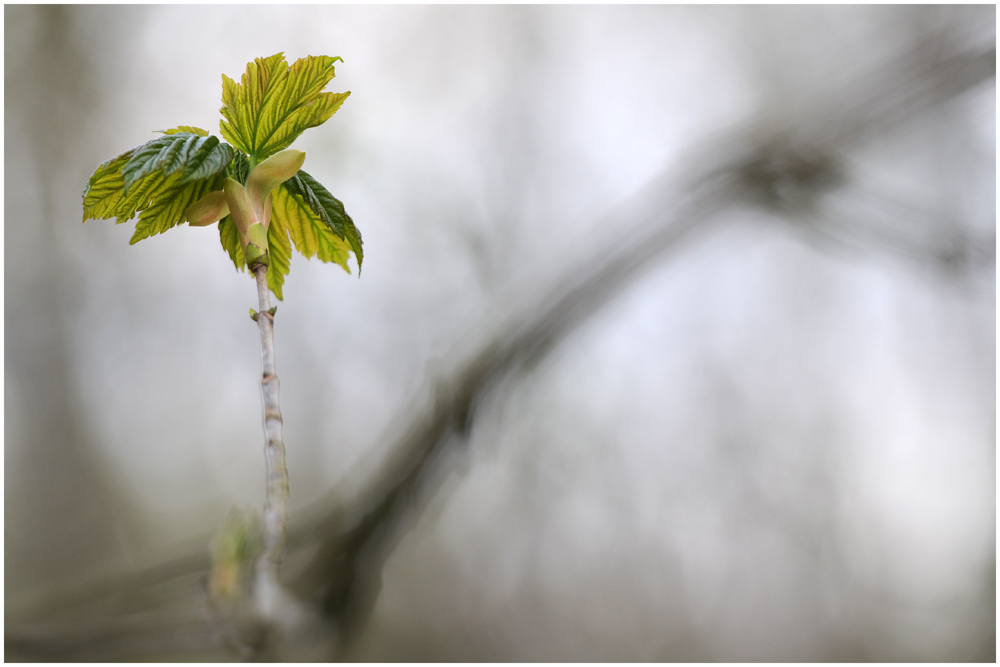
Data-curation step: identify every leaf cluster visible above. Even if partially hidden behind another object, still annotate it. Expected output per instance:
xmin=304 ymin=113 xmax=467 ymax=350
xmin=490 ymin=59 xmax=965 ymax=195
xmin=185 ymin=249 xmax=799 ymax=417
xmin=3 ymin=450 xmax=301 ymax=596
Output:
xmin=220 ymin=53 xmax=350 ymax=164
xmin=82 ymin=53 xmax=361 ymax=300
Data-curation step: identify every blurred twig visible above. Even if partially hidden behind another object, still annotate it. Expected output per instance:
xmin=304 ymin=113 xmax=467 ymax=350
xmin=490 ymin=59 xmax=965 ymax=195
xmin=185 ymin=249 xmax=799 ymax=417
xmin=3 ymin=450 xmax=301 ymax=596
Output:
xmin=6 ymin=35 xmax=994 ymax=661
xmin=289 ymin=38 xmax=995 ymax=655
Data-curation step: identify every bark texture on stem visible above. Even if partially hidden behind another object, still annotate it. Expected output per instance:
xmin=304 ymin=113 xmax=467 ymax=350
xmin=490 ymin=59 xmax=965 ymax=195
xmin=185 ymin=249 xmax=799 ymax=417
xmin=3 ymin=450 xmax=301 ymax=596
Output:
xmin=251 ymin=264 xmax=289 ymax=611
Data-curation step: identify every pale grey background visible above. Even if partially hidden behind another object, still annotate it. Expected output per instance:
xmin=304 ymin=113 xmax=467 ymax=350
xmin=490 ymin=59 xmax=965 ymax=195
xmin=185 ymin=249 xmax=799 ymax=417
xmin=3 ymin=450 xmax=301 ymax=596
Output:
xmin=5 ymin=4 xmax=995 ymax=660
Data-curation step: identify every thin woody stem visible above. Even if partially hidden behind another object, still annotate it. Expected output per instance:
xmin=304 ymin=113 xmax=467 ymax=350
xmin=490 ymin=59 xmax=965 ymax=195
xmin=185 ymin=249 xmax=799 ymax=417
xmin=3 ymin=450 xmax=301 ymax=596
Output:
xmin=251 ymin=264 xmax=289 ymax=597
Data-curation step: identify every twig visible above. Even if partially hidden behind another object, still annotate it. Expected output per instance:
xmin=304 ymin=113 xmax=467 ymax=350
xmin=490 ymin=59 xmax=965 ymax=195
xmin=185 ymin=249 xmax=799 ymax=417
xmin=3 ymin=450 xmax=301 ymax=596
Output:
xmin=251 ymin=264 xmax=289 ymax=617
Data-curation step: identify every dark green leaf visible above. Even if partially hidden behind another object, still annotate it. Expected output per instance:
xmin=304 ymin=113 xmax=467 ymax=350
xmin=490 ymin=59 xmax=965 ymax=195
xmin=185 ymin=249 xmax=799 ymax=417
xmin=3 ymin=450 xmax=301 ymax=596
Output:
xmin=228 ymin=150 xmax=250 ymax=185
xmin=182 ymin=142 xmax=233 ymax=184
xmin=121 ymin=133 xmax=233 ymax=194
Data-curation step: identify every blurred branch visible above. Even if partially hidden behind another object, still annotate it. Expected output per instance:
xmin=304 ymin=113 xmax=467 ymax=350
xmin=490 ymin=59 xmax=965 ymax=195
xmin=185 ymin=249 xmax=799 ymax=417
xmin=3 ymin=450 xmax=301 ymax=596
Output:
xmin=6 ymin=37 xmax=994 ymax=661
xmin=6 ymin=588 xmax=217 ymax=662
xmin=291 ymin=38 xmax=996 ymax=654
xmin=285 ymin=157 xmax=732 ymax=645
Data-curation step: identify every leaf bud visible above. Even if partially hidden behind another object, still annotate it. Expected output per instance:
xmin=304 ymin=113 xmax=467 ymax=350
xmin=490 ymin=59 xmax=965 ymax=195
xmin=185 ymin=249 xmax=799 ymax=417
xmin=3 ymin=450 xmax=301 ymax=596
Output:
xmin=185 ymin=190 xmax=230 ymax=226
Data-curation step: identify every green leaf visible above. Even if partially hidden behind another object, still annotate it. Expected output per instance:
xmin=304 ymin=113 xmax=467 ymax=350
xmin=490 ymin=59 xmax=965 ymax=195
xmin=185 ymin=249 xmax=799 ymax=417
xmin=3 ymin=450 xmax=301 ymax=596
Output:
xmin=219 ymin=215 xmax=246 ymax=271
xmin=282 ymin=170 xmax=362 ymax=269
xmin=272 ymin=180 xmax=353 ymax=274
xmin=181 ymin=141 xmax=234 ymax=185
xmin=84 ymin=152 xmax=175 ymax=225
xmin=130 ymin=172 xmax=227 ymax=244
xmin=266 ymin=215 xmax=292 ymax=300
xmin=219 ymin=53 xmax=350 ymax=162
xmin=82 ymin=148 xmax=136 ymax=222
xmin=83 ymin=54 xmax=360 ymax=297
xmin=115 ymin=170 xmax=171 ymax=223
xmin=84 ymin=132 xmax=235 ymax=246
xmin=228 ymin=150 xmax=250 ymax=185
xmin=121 ymin=133 xmax=233 ymax=194
xmin=158 ymin=126 xmax=210 ymax=136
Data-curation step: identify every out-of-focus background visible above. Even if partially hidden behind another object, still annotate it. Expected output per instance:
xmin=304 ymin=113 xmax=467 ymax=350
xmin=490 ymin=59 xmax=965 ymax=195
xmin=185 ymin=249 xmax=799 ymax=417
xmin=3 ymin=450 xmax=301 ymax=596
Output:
xmin=5 ymin=4 xmax=995 ymax=661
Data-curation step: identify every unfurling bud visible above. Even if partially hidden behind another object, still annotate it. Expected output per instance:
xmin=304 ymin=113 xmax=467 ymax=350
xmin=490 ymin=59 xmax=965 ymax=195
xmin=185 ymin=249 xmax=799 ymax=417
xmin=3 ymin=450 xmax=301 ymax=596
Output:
xmin=223 ymin=178 xmax=258 ymax=237
xmin=243 ymin=223 xmax=269 ymax=268
xmin=185 ymin=190 xmax=230 ymax=226
xmin=247 ymin=149 xmax=306 ymax=206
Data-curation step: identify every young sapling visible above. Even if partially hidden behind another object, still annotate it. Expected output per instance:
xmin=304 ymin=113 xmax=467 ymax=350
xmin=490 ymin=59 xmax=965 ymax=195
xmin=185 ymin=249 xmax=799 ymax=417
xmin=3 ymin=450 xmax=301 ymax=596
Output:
xmin=82 ymin=52 xmax=362 ymax=625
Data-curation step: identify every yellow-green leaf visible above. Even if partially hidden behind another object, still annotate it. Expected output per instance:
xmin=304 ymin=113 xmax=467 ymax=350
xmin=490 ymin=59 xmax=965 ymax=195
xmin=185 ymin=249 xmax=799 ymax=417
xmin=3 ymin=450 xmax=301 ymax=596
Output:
xmin=83 ymin=133 xmax=234 ymax=241
xmin=115 ymin=170 xmax=170 ymax=223
xmin=219 ymin=215 xmax=247 ymax=272
xmin=131 ymin=172 xmax=226 ymax=244
xmin=82 ymin=149 xmax=136 ymax=222
xmin=158 ymin=126 xmax=210 ymax=136
xmin=272 ymin=181 xmax=352 ymax=273
xmin=266 ymin=214 xmax=293 ymax=300
xmin=282 ymin=170 xmax=362 ymax=269
xmin=219 ymin=53 xmax=350 ymax=162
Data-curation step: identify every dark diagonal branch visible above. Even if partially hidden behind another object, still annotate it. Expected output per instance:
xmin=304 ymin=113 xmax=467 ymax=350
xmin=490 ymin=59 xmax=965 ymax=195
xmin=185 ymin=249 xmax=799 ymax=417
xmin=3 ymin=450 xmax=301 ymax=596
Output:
xmin=285 ymin=39 xmax=998 ymax=654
